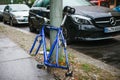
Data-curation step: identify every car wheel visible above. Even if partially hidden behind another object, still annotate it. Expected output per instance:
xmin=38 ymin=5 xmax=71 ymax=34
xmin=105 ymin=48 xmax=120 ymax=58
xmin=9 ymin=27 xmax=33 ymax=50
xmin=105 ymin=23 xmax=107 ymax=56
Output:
xmin=29 ymin=22 xmax=36 ymax=32
xmin=3 ymin=18 xmax=7 ymax=24
xmin=10 ymin=19 xmax=14 ymax=26
xmin=62 ymin=27 xmax=71 ymax=44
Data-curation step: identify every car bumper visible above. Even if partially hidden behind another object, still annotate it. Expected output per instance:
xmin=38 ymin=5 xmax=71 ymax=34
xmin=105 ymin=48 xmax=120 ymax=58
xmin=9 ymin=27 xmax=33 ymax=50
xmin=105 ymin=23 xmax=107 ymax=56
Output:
xmin=74 ymin=29 xmax=120 ymax=41
xmin=68 ymin=22 xmax=120 ymax=41
xmin=13 ymin=18 xmax=28 ymax=24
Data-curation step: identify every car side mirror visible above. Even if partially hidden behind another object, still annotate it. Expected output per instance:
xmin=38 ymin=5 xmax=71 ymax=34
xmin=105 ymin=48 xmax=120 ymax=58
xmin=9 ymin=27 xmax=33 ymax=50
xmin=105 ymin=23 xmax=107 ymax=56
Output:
xmin=46 ymin=5 xmax=50 ymax=10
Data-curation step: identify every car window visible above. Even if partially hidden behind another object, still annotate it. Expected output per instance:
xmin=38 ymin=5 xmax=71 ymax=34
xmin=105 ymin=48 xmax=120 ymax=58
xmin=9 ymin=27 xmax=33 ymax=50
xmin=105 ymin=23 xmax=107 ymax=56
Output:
xmin=33 ymin=0 xmax=49 ymax=7
xmin=33 ymin=0 xmax=43 ymax=7
xmin=33 ymin=0 xmax=92 ymax=8
xmin=10 ymin=4 xmax=29 ymax=12
xmin=63 ymin=0 xmax=92 ymax=7
xmin=4 ymin=6 xmax=9 ymax=12
xmin=0 ymin=5 xmax=6 ymax=11
xmin=43 ymin=0 xmax=49 ymax=7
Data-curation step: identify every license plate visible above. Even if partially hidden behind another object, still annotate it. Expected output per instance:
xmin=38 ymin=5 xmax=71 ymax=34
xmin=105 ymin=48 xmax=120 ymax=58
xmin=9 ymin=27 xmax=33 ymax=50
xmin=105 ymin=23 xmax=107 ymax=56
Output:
xmin=24 ymin=18 xmax=28 ymax=22
xmin=104 ymin=26 xmax=120 ymax=33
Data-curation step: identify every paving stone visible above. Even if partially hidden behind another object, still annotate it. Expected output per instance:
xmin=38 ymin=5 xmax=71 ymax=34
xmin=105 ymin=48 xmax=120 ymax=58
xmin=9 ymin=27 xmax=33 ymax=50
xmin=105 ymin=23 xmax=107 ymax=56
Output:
xmin=0 ymin=33 xmax=6 ymax=38
xmin=0 ymin=34 xmax=54 ymax=80
xmin=0 ymin=46 xmax=30 ymax=63
xmin=0 ymin=38 xmax=17 ymax=48
xmin=0 ymin=58 xmax=54 ymax=80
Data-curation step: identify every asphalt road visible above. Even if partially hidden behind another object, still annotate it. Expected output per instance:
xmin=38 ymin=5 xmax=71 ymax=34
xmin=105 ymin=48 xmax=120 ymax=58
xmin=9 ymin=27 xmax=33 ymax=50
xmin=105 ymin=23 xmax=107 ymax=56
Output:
xmin=68 ymin=39 xmax=120 ymax=69
xmin=0 ymin=22 xmax=120 ymax=69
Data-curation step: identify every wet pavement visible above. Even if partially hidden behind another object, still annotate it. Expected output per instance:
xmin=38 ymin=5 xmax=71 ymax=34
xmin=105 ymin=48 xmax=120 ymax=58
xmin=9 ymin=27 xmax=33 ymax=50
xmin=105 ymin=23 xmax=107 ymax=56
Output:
xmin=0 ymin=33 xmax=54 ymax=80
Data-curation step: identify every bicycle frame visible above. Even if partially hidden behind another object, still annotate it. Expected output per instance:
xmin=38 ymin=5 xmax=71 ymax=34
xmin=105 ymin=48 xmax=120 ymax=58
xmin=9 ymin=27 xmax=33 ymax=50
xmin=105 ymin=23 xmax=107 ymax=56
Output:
xmin=30 ymin=24 xmax=69 ymax=69
xmin=30 ymin=6 xmax=75 ymax=76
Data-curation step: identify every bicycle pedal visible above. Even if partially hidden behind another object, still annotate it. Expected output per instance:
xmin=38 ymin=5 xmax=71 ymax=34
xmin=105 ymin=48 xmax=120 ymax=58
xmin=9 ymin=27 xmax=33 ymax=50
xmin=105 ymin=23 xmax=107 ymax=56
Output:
xmin=65 ymin=70 xmax=73 ymax=77
xmin=37 ymin=64 xmax=45 ymax=69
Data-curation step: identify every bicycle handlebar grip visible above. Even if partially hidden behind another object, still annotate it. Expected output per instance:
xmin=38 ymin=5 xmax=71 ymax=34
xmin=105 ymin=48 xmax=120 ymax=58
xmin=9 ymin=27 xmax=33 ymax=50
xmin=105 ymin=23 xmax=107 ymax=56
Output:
xmin=36 ymin=15 xmax=49 ymax=24
xmin=43 ymin=17 xmax=50 ymax=24
xmin=36 ymin=15 xmax=43 ymax=18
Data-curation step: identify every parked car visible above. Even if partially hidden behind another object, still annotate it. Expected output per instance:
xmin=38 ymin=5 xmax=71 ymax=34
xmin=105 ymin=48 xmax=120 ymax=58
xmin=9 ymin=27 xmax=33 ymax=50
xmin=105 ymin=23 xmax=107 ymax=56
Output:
xmin=3 ymin=4 xmax=30 ymax=26
xmin=113 ymin=5 xmax=120 ymax=12
xmin=0 ymin=5 xmax=6 ymax=21
xmin=29 ymin=0 xmax=120 ymax=43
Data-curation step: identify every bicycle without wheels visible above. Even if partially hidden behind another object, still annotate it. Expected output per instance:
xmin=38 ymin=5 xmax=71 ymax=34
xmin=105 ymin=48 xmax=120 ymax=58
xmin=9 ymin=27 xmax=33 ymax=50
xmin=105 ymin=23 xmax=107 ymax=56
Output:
xmin=30 ymin=6 xmax=75 ymax=77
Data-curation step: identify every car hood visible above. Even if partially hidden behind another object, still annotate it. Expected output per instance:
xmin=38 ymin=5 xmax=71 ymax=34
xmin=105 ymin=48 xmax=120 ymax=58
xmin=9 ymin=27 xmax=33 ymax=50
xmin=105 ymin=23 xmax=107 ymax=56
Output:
xmin=73 ymin=6 xmax=120 ymax=19
xmin=0 ymin=10 xmax=3 ymax=12
xmin=11 ymin=11 xmax=29 ymax=16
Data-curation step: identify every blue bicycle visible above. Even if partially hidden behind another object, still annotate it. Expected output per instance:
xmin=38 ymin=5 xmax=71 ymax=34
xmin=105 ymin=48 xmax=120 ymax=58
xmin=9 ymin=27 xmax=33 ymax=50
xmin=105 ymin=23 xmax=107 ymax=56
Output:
xmin=30 ymin=6 xmax=75 ymax=77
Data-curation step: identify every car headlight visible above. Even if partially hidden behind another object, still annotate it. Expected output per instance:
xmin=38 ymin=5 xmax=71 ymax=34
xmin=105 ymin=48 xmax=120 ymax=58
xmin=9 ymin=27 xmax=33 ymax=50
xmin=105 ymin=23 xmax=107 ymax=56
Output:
xmin=71 ymin=15 xmax=96 ymax=30
xmin=13 ymin=15 xmax=23 ymax=19
xmin=71 ymin=15 xmax=92 ymax=25
xmin=15 ymin=16 xmax=23 ymax=18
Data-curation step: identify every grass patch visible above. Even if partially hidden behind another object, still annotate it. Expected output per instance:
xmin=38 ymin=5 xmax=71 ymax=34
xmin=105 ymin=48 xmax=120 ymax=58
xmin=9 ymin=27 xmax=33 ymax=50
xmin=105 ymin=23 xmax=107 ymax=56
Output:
xmin=81 ymin=64 xmax=91 ymax=72
xmin=46 ymin=47 xmax=50 ymax=51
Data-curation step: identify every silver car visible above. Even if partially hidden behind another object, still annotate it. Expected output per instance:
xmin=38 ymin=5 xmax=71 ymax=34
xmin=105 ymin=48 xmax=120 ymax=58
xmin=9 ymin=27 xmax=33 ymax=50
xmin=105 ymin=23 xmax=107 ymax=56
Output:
xmin=0 ymin=5 xmax=6 ymax=21
xmin=3 ymin=4 xmax=30 ymax=26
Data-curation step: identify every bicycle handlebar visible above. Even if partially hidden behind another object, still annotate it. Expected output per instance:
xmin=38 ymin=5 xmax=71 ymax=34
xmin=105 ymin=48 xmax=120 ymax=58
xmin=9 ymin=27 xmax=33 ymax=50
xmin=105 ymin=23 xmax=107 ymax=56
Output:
xmin=36 ymin=15 xmax=50 ymax=24
xmin=61 ymin=13 xmax=68 ymax=27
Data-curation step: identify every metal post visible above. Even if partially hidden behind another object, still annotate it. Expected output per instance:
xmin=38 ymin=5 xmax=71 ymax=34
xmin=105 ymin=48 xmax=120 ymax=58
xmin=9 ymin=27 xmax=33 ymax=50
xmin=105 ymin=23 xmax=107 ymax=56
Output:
xmin=50 ymin=0 xmax=63 ymax=62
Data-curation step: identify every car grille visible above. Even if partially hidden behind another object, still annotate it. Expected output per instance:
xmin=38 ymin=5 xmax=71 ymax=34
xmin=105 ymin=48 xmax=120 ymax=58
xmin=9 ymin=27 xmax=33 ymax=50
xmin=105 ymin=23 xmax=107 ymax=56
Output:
xmin=23 ymin=16 xmax=28 ymax=18
xmin=18 ymin=16 xmax=28 ymax=22
xmin=78 ymin=30 xmax=120 ymax=38
xmin=94 ymin=17 xmax=120 ymax=28
xmin=18 ymin=20 xmax=27 ymax=22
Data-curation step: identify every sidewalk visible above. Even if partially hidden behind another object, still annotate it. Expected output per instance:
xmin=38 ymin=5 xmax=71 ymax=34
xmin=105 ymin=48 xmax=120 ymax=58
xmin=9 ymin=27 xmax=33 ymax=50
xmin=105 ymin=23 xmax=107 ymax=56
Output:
xmin=0 ymin=33 xmax=54 ymax=80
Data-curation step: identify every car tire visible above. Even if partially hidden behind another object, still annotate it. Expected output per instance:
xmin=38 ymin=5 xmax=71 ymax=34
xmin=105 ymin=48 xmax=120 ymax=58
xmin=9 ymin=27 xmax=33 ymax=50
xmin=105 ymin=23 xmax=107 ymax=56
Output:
xmin=3 ymin=18 xmax=7 ymax=24
xmin=62 ymin=27 xmax=72 ymax=44
xmin=10 ymin=19 xmax=14 ymax=26
xmin=29 ymin=21 xmax=36 ymax=32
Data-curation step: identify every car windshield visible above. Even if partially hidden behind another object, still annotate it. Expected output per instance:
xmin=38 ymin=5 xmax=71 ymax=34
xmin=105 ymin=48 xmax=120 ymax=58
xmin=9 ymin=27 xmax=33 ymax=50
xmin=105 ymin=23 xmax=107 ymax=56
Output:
xmin=0 ymin=5 xmax=6 ymax=11
xmin=63 ymin=0 xmax=92 ymax=7
xmin=10 ymin=4 xmax=30 ymax=12
xmin=33 ymin=0 xmax=93 ymax=7
xmin=33 ymin=0 xmax=49 ymax=7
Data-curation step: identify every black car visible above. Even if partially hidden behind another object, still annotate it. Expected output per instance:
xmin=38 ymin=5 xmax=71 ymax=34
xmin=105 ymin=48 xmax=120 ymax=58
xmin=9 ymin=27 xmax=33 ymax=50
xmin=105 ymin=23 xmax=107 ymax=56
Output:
xmin=0 ymin=5 xmax=6 ymax=21
xmin=29 ymin=0 xmax=120 ymax=43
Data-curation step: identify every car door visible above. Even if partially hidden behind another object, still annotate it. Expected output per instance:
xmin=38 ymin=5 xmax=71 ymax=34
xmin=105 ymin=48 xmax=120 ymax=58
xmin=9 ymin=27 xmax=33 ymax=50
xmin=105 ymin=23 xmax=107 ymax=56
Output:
xmin=29 ymin=0 xmax=50 ymax=29
xmin=41 ymin=0 xmax=50 ymax=19
xmin=3 ymin=5 xmax=10 ymax=22
xmin=29 ymin=0 xmax=43 ymax=28
xmin=36 ymin=0 xmax=50 ymax=28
